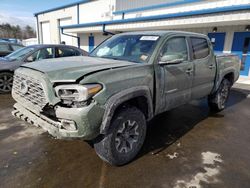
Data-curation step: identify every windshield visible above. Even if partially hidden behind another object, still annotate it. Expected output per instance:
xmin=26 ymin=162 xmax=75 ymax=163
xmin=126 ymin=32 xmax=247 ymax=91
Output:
xmin=5 ymin=46 xmax=35 ymax=61
xmin=90 ymin=35 xmax=160 ymax=63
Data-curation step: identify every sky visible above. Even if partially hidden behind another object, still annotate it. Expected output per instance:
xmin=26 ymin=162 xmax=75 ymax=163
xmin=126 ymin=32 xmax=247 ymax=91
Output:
xmin=0 ymin=0 xmax=82 ymax=28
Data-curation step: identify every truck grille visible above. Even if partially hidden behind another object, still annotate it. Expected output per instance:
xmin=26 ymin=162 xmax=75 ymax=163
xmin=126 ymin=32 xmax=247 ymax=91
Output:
xmin=12 ymin=73 xmax=48 ymax=109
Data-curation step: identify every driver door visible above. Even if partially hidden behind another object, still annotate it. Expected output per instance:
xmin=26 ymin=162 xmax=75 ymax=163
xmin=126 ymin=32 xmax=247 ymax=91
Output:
xmin=158 ymin=36 xmax=194 ymax=112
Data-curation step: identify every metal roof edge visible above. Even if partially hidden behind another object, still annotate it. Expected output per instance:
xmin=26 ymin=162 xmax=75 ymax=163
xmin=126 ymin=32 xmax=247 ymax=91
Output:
xmin=34 ymin=0 xmax=89 ymax=16
xmin=61 ymin=4 xmax=250 ymax=30
xmin=113 ymin=0 xmax=203 ymax=15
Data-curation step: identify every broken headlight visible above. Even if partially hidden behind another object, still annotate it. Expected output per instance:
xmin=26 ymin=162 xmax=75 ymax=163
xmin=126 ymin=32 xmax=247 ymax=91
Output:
xmin=55 ymin=84 xmax=102 ymax=107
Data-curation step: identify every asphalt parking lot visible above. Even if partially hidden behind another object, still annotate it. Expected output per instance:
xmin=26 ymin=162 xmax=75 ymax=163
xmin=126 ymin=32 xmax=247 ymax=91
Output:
xmin=0 ymin=83 xmax=250 ymax=188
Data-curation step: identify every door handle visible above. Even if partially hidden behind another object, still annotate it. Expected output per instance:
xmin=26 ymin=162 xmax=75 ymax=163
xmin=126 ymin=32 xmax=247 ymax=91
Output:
xmin=209 ymin=64 xmax=215 ymax=69
xmin=186 ymin=68 xmax=193 ymax=75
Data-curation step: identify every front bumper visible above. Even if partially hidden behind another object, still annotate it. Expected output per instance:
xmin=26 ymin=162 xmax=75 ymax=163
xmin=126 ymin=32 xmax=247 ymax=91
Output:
xmin=12 ymin=102 xmax=104 ymax=140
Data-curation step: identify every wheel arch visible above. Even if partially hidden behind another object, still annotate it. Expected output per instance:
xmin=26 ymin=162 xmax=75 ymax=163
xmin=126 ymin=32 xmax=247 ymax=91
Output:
xmin=223 ymin=72 xmax=235 ymax=86
xmin=0 ymin=70 xmax=14 ymax=74
xmin=213 ymin=70 xmax=236 ymax=94
xmin=100 ymin=86 xmax=153 ymax=134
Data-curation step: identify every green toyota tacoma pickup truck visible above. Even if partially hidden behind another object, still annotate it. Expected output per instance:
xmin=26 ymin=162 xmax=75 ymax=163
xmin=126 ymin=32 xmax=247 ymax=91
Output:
xmin=12 ymin=31 xmax=240 ymax=165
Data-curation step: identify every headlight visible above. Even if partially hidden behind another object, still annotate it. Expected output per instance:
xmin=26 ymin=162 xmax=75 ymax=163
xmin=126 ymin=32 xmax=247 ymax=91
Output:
xmin=55 ymin=84 xmax=102 ymax=102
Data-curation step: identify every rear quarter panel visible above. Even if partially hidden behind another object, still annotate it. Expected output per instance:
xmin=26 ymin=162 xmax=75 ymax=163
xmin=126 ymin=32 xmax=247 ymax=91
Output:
xmin=213 ymin=54 xmax=240 ymax=92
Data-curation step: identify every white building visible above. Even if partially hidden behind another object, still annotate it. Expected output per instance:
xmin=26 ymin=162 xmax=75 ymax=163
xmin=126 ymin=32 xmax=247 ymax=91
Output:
xmin=35 ymin=0 xmax=250 ymax=77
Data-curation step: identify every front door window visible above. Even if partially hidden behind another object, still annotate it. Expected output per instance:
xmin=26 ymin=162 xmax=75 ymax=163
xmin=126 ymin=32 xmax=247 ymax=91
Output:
xmin=27 ymin=47 xmax=54 ymax=62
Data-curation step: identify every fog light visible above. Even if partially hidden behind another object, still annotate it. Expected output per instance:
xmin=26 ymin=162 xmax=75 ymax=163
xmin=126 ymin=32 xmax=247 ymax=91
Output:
xmin=60 ymin=119 xmax=77 ymax=131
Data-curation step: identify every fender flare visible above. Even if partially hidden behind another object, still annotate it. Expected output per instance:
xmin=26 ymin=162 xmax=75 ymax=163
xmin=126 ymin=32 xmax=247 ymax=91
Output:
xmin=213 ymin=70 xmax=236 ymax=94
xmin=100 ymin=86 xmax=153 ymax=134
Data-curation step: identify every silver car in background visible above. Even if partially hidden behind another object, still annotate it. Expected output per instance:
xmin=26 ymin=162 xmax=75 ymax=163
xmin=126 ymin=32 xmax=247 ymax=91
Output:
xmin=0 ymin=44 xmax=88 ymax=93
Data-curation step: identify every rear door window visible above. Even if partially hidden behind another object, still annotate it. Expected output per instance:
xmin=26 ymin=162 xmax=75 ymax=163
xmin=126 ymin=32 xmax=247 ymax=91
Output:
xmin=56 ymin=47 xmax=81 ymax=58
xmin=191 ymin=37 xmax=210 ymax=59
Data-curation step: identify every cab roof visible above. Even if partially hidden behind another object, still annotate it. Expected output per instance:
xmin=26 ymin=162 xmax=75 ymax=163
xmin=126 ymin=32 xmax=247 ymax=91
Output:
xmin=117 ymin=30 xmax=208 ymax=38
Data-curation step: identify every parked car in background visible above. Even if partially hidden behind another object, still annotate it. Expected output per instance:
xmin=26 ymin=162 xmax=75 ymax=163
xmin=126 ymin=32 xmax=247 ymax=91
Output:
xmin=0 ymin=44 xmax=88 ymax=93
xmin=0 ymin=42 xmax=24 ymax=57
xmin=0 ymin=38 xmax=22 ymax=45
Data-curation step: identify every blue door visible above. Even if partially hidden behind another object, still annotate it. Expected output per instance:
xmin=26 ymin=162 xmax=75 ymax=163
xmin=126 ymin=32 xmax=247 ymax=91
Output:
xmin=88 ymin=35 xmax=94 ymax=52
xmin=208 ymin=32 xmax=226 ymax=53
xmin=232 ymin=32 xmax=250 ymax=76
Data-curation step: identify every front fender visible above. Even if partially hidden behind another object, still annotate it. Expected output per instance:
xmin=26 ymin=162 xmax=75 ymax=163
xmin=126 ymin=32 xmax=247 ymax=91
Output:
xmin=100 ymin=86 xmax=153 ymax=134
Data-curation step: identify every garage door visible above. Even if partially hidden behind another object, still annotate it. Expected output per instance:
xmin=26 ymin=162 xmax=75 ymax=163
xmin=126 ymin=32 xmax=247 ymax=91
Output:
xmin=41 ymin=22 xmax=51 ymax=44
xmin=60 ymin=18 xmax=73 ymax=45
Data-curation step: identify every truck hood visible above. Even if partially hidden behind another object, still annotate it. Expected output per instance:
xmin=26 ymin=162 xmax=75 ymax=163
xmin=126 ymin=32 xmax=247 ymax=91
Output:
xmin=21 ymin=56 xmax=135 ymax=83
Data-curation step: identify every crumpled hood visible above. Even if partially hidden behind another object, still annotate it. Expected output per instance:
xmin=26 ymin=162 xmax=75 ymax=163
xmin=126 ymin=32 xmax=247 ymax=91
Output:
xmin=21 ymin=56 xmax=135 ymax=82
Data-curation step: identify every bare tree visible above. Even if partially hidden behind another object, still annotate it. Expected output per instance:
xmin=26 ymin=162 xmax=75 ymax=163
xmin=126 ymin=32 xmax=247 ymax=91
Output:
xmin=0 ymin=23 xmax=36 ymax=39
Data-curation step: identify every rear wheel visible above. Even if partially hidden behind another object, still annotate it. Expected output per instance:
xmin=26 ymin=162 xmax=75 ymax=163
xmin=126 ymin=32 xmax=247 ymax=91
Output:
xmin=208 ymin=78 xmax=231 ymax=112
xmin=94 ymin=106 xmax=146 ymax=166
xmin=0 ymin=72 xmax=13 ymax=93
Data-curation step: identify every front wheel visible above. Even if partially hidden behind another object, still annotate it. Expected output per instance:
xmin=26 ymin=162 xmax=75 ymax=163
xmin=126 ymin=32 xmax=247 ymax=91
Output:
xmin=0 ymin=72 xmax=13 ymax=94
xmin=208 ymin=79 xmax=231 ymax=112
xmin=94 ymin=106 xmax=147 ymax=166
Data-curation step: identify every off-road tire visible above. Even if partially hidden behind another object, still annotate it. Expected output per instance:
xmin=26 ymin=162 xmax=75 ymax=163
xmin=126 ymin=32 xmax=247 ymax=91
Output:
xmin=94 ymin=106 xmax=147 ymax=166
xmin=0 ymin=72 xmax=13 ymax=94
xmin=208 ymin=78 xmax=231 ymax=112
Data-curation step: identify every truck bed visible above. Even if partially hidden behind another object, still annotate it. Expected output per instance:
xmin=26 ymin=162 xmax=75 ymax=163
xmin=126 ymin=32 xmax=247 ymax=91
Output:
xmin=213 ymin=53 xmax=241 ymax=92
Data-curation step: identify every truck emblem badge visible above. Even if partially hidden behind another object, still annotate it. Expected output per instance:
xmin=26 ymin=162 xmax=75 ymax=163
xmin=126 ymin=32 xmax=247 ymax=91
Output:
xmin=20 ymin=80 xmax=29 ymax=94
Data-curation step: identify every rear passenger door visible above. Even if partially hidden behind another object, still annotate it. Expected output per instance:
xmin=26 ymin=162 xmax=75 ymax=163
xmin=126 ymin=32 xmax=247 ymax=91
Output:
xmin=190 ymin=37 xmax=216 ymax=99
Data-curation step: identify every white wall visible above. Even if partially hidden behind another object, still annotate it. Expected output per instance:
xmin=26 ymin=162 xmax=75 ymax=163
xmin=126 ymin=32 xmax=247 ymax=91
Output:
xmin=36 ymin=0 xmax=117 ymax=46
xmin=37 ymin=6 xmax=78 ymax=45
xmin=59 ymin=18 xmax=74 ymax=45
xmin=115 ymin=0 xmax=250 ymax=20
xmin=79 ymin=33 xmax=110 ymax=52
xmin=79 ymin=0 xmax=116 ymax=23
xmin=36 ymin=0 xmax=250 ymax=54
xmin=41 ymin=22 xmax=51 ymax=44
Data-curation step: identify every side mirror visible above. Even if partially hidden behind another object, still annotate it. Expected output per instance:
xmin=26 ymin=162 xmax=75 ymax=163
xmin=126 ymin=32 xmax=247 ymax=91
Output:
xmin=159 ymin=54 xmax=184 ymax=65
xmin=26 ymin=56 xmax=34 ymax=62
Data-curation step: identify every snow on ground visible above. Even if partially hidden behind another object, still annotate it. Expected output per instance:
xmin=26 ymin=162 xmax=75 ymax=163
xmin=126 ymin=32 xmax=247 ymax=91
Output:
xmin=174 ymin=151 xmax=223 ymax=188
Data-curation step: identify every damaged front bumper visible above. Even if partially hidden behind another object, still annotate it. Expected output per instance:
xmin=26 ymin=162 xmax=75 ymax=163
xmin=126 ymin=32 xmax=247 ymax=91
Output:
xmin=12 ymin=102 xmax=104 ymax=140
